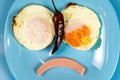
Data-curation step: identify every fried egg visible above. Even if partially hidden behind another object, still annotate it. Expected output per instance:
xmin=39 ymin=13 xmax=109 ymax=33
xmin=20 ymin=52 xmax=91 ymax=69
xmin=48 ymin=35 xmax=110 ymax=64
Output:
xmin=13 ymin=5 xmax=54 ymax=50
xmin=62 ymin=4 xmax=101 ymax=50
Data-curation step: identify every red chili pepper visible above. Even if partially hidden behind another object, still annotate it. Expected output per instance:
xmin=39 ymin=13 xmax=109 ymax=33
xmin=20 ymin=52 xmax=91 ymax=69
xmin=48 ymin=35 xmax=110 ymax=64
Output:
xmin=51 ymin=0 xmax=64 ymax=54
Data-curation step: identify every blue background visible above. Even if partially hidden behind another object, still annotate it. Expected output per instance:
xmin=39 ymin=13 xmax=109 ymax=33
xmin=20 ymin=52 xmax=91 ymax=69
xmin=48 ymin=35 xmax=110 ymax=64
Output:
xmin=0 ymin=0 xmax=119 ymax=80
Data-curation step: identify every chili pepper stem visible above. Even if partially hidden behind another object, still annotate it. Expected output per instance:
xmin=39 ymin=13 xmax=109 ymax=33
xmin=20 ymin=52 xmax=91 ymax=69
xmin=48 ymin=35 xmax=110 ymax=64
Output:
xmin=52 ymin=0 xmax=59 ymax=13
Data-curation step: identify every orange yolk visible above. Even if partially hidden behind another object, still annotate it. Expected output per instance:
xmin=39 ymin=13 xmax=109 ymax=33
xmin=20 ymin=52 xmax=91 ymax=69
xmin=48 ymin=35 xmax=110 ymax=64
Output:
xmin=65 ymin=25 xmax=91 ymax=47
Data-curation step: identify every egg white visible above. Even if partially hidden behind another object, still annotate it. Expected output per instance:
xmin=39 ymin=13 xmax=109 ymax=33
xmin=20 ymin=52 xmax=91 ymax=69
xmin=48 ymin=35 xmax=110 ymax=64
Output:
xmin=62 ymin=5 xmax=101 ymax=50
xmin=13 ymin=5 xmax=55 ymax=50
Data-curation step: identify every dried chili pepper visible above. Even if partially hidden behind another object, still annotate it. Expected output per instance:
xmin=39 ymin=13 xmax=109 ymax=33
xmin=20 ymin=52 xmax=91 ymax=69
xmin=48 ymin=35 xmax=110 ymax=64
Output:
xmin=51 ymin=0 xmax=64 ymax=55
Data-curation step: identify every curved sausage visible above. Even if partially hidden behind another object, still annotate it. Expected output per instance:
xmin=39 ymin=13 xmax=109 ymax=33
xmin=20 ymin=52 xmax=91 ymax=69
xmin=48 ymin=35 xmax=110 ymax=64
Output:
xmin=37 ymin=58 xmax=85 ymax=76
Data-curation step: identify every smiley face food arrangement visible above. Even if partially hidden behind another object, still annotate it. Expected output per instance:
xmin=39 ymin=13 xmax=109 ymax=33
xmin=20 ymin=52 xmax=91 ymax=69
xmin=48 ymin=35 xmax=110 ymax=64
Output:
xmin=12 ymin=1 xmax=101 ymax=76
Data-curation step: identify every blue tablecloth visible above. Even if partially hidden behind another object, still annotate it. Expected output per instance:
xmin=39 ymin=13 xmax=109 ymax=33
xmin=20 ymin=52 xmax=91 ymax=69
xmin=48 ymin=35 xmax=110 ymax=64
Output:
xmin=0 ymin=0 xmax=119 ymax=80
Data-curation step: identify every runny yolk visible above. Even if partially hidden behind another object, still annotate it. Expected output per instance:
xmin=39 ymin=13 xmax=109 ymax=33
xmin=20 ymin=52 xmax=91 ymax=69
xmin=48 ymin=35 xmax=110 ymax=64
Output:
xmin=65 ymin=25 xmax=91 ymax=47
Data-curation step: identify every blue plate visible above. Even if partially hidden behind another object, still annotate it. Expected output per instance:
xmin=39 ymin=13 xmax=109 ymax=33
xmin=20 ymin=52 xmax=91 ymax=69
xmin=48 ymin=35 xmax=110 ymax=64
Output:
xmin=4 ymin=0 xmax=120 ymax=80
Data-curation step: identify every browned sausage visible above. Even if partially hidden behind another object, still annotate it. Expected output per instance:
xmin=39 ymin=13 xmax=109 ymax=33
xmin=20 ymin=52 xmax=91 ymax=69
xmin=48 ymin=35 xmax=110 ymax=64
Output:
xmin=37 ymin=58 xmax=85 ymax=76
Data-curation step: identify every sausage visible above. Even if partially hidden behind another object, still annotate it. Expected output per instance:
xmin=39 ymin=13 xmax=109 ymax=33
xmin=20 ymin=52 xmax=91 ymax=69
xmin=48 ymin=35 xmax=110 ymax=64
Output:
xmin=37 ymin=58 xmax=85 ymax=76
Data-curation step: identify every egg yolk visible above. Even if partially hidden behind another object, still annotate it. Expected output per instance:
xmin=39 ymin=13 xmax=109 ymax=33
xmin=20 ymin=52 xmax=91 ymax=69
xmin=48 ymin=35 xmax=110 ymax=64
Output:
xmin=65 ymin=25 xmax=91 ymax=47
